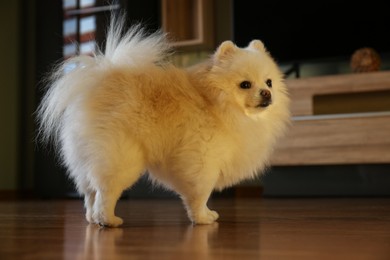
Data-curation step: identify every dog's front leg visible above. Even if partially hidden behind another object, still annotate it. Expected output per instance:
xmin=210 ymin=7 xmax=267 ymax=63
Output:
xmin=179 ymin=177 xmax=219 ymax=225
xmin=184 ymin=196 xmax=219 ymax=225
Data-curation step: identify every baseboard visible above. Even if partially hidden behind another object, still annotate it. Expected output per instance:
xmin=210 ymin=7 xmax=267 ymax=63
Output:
xmin=263 ymin=164 xmax=390 ymax=197
xmin=0 ymin=190 xmax=37 ymax=200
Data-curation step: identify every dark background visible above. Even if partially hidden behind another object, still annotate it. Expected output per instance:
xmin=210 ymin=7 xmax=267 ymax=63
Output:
xmin=16 ymin=0 xmax=390 ymax=199
xmin=233 ymin=0 xmax=390 ymax=63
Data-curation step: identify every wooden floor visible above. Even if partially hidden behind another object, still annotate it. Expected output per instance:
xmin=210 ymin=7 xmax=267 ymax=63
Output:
xmin=0 ymin=198 xmax=389 ymax=260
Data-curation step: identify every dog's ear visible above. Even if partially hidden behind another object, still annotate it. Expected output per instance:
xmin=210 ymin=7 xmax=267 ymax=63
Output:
xmin=214 ymin=41 xmax=238 ymax=61
xmin=247 ymin=40 xmax=267 ymax=53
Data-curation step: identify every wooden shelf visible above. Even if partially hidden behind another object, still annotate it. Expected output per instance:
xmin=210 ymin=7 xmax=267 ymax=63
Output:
xmin=286 ymin=70 xmax=390 ymax=116
xmin=271 ymin=71 xmax=390 ymax=166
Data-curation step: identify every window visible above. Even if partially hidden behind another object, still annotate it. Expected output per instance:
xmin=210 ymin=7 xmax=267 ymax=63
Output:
xmin=62 ymin=0 xmax=120 ymax=58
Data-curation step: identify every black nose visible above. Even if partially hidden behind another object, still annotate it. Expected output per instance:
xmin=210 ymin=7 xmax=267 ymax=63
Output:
xmin=260 ymin=89 xmax=271 ymax=99
xmin=259 ymin=89 xmax=272 ymax=107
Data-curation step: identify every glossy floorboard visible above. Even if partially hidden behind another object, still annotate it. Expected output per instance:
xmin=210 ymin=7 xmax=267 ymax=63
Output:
xmin=0 ymin=198 xmax=389 ymax=260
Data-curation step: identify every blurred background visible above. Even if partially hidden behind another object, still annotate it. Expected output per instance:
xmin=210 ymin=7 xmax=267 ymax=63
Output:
xmin=1 ymin=0 xmax=389 ymax=200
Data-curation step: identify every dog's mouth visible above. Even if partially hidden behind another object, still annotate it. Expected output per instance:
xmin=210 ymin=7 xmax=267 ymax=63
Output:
xmin=257 ymin=101 xmax=272 ymax=108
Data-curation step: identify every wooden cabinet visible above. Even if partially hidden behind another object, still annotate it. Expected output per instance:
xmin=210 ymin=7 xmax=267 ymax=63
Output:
xmin=271 ymin=71 xmax=390 ymax=165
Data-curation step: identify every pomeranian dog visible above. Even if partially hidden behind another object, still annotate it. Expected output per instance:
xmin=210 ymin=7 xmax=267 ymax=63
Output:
xmin=37 ymin=14 xmax=290 ymax=227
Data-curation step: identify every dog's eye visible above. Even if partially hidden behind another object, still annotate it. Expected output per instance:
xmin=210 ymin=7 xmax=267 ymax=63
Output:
xmin=240 ymin=81 xmax=252 ymax=89
xmin=266 ymin=79 xmax=272 ymax=88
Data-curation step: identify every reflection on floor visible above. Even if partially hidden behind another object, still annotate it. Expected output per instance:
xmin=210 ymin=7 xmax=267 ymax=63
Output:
xmin=1 ymin=198 xmax=389 ymax=259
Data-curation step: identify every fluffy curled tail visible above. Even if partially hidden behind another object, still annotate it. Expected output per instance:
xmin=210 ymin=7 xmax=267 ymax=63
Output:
xmin=104 ymin=15 xmax=172 ymax=66
xmin=36 ymin=13 xmax=171 ymax=144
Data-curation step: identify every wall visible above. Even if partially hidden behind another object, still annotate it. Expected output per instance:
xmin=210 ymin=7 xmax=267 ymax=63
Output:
xmin=0 ymin=2 xmax=20 ymax=191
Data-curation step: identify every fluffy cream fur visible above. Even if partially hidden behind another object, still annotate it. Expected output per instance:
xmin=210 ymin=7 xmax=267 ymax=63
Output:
xmin=37 ymin=15 xmax=290 ymax=227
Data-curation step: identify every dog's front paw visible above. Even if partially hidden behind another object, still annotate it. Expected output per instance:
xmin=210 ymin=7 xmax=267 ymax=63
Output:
xmin=192 ymin=209 xmax=219 ymax=225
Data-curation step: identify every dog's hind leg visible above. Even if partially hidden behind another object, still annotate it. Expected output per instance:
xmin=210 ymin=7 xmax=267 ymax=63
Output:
xmin=83 ymin=188 xmax=96 ymax=224
xmin=91 ymin=168 xmax=144 ymax=227
xmin=90 ymin=142 xmax=146 ymax=227
xmin=72 ymin=175 xmax=96 ymax=224
xmin=93 ymin=185 xmax=126 ymax=227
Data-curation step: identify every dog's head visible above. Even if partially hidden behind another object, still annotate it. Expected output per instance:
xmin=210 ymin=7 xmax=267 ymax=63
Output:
xmin=207 ymin=40 xmax=287 ymax=116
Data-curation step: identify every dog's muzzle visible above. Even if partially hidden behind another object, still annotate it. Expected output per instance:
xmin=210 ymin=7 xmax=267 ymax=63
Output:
xmin=258 ymin=89 xmax=272 ymax=107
